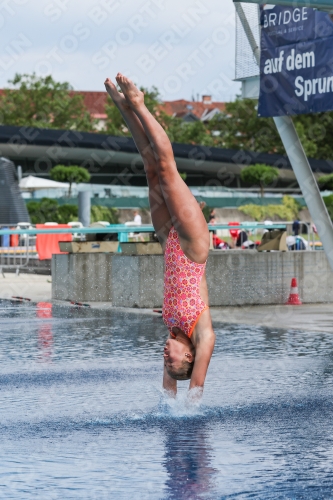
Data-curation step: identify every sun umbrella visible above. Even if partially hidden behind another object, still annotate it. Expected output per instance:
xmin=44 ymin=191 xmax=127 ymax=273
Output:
xmin=19 ymin=175 xmax=69 ymax=192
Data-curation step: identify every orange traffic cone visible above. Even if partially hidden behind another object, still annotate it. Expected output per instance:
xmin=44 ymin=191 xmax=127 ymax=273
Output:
xmin=286 ymin=277 xmax=302 ymax=305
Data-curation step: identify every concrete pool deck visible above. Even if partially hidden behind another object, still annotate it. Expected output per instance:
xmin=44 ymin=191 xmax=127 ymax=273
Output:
xmin=0 ymin=274 xmax=332 ymax=334
xmin=0 ymin=273 xmax=52 ymax=303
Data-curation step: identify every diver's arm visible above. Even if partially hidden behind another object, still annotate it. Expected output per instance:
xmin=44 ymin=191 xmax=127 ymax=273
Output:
xmin=189 ymin=328 xmax=215 ymax=391
xmin=163 ymin=365 xmax=177 ymax=397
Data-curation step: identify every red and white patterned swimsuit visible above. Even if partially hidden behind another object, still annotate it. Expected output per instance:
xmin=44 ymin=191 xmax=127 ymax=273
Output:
xmin=162 ymin=227 xmax=208 ymax=338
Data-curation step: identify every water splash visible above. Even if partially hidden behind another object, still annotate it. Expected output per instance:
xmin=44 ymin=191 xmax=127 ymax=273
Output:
xmin=156 ymin=387 xmax=205 ymax=418
xmin=89 ymin=388 xmax=207 ymax=428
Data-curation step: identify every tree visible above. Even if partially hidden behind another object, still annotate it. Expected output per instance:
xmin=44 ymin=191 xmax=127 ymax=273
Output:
xmin=239 ymin=195 xmax=301 ymax=221
xmin=26 ymin=198 xmax=119 ymax=224
xmin=0 ymin=73 xmax=94 ymax=131
xmin=208 ymin=98 xmax=285 ymax=153
xmin=207 ymin=98 xmax=322 ymax=158
xmin=26 ymin=198 xmax=78 ymax=224
xmin=292 ymin=111 xmax=333 ymax=160
xmin=163 ymin=114 xmax=214 ymax=146
xmin=318 ymin=173 xmax=333 ymax=191
xmin=26 ymin=198 xmax=59 ymax=224
xmin=50 ymin=165 xmax=91 ymax=197
xmin=323 ymin=194 xmax=333 ymax=220
xmin=90 ymin=205 xmax=119 ymax=224
xmin=294 ymin=121 xmax=318 ymax=158
xmin=240 ymin=163 xmax=279 ymax=198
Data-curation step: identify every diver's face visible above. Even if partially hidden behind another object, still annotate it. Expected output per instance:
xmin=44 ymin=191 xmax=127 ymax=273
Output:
xmin=163 ymin=338 xmax=186 ymax=371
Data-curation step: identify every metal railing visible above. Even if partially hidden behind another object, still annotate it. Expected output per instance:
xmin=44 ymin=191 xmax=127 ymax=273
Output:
xmin=0 ymin=237 xmax=32 ymax=276
xmin=208 ymin=221 xmax=318 ymax=249
xmin=0 ymin=222 xmax=289 ymax=244
xmin=0 ymin=221 xmax=319 ymax=274
xmin=282 ymin=221 xmax=316 ymax=249
xmin=0 ymin=222 xmax=290 ymax=236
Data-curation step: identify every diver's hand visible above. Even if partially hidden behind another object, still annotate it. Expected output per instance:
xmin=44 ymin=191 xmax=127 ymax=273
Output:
xmin=186 ymin=387 xmax=203 ymax=406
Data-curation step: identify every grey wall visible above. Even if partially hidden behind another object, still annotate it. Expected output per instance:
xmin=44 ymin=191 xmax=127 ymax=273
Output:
xmin=52 ymin=253 xmax=164 ymax=306
xmin=52 ymin=251 xmax=333 ymax=307
xmin=52 ymin=253 xmax=113 ymax=302
xmin=206 ymin=251 xmax=332 ymax=306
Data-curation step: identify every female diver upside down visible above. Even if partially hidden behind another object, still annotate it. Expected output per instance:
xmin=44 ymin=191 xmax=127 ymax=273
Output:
xmin=104 ymin=74 xmax=215 ymax=397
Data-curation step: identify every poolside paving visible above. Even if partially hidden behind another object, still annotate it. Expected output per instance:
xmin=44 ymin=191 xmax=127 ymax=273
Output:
xmin=0 ymin=273 xmax=332 ymax=333
xmin=0 ymin=273 xmax=52 ymax=303
xmin=209 ymin=303 xmax=333 ymax=334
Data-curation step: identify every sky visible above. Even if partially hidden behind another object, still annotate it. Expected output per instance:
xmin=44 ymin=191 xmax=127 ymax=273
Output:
xmin=0 ymin=0 xmax=241 ymax=102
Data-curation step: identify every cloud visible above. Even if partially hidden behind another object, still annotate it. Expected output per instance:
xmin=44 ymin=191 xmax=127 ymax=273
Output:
xmin=0 ymin=0 xmax=241 ymax=101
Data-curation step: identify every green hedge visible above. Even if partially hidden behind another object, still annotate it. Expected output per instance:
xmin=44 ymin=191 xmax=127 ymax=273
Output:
xmin=26 ymin=198 xmax=119 ymax=224
xmin=323 ymin=194 xmax=333 ymax=220
xmin=238 ymin=195 xmax=302 ymax=221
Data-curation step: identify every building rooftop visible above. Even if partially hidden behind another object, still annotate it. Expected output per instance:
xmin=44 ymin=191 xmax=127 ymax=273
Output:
xmin=161 ymin=98 xmax=226 ymax=121
xmin=72 ymin=91 xmax=227 ymax=121
xmin=0 ymin=88 xmax=227 ymax=123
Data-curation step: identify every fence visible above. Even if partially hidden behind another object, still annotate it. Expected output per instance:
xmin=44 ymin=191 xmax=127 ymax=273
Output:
xmin=0 ymin=237 xmax=32 ymax=276
xmin=0 ymin=222 xmax=319 ymax=275
xmin=223 ymin=221 xmax=317 ymax=248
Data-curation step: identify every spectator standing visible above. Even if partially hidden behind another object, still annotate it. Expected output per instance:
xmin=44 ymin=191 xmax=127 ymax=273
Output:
xmin=133 ymin=210 xmax=142 ymax=225
xmin=209 ymin=208 xmax=216 ymax=235
xmin=209 ymin=209 xmax=216 ymax=224
xmin=125 ymin=209 xmax=144 ymax=241
xmin=292 ymin=220 xmax=300 ymax=236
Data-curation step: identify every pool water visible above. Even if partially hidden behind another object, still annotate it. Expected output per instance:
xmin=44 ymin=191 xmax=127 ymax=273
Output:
xmin=1 ymin=300 xmax=333 ymax=499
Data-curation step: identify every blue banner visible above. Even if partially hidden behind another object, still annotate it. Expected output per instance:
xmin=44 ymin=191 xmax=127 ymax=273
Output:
xmin=258 ymin=5 xmax=333 ymax=117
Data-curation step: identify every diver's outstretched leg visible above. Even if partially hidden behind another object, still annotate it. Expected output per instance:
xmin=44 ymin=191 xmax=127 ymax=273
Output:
xmin=104 ymin=78 xmax=172 ymax=246
xmin=115 ymin=73 xmax=209 ymax=264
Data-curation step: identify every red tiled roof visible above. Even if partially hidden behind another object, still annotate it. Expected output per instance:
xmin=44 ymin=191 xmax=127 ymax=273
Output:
xmin=73 ymin=92 xmax=226 ymax=121
xmin=0 ymin=89 xmax=226 ymax=121
xmin=72 ymin=91 xmax=108 ymax=119
xmin=68 ymin=90 xmax=225 ymax=119
xmin=160 ymin=99 xmax=226 ymax=120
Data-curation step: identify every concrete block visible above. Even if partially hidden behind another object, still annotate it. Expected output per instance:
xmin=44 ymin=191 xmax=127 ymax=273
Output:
xmin=52 ymin=254 xmax=71 ymax=301
xmin=112 ymin=255 xmax=140 ymax=307
xmin=52 ymin=250 xmax=333 ymax=306
xmin=137 ymin=255 xmax=164 ymax=307
xmin=120 ymin=242 xmax=162 ymax=255
xmin=59 ymin=241 xmax=119 ymax=253
xmin=111 ymin=255 xmax=164 ymax=307
xmin=52 ymin=253 xmax=112 ymax=302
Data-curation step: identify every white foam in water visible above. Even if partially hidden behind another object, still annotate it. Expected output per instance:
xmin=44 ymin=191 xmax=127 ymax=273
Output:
xmin=157 ymin=387 xmax=205 ymax=418
xmin=92 ymin=387 xmax=207 ymax=427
